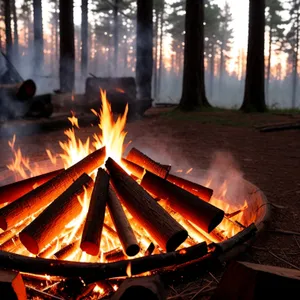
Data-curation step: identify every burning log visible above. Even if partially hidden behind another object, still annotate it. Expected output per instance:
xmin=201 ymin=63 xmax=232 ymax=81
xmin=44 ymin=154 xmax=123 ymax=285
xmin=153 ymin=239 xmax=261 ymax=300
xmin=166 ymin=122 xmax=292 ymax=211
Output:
xmin=105 ymin=158 xmax=188 ymax=252
xmin=19 ymin=173 xmax=94 ymax=255
xmin=104 ymin=248 xmax=126 ymax=262
xmin=126 ymin=147 xmax=171 ymax=179
xmin=0 ymin=221 xmax=29 ymax=245
xmin=140 ymin=171 xmax=224 ymax=233
xmin=166 ymin=174 xmax=213 ymax=202
xmin=0 ymin=269 xmax=27 ymax=300
xmin=54 ymin=240 xmax=81 ymax=260
xmin=107 ymin=185 xmax=140 ymax=257
xmin=0 ymin=168 xmax=64 ymax=205
xmin=81 ymin=168 xmax=109 ymax=256
xmin=0 ymin=147 xmax=106 ymax=231
xmin=121 ymin=158 xmax=145 ymax=178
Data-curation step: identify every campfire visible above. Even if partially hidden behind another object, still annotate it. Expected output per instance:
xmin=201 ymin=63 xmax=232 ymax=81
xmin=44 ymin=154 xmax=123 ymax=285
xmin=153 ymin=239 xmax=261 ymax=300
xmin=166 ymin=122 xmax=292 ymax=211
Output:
xmin=0 ymin=90 xmax=269 ymax=299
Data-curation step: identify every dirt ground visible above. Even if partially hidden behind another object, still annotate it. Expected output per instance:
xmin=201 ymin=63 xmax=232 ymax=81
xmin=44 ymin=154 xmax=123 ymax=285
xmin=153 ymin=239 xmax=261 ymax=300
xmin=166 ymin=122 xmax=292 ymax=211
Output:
xmin=0 ymin=108 xmax=300 ymax=298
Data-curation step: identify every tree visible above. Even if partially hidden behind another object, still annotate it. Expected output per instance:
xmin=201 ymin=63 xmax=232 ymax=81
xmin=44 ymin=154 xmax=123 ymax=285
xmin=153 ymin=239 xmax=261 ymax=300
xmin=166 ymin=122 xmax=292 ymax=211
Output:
xmin=136 ymin=0 xmax=153 ymax=100
xmin=4 ymin=0 xmax=13 ymax=61
xmin=81 ymin=0 xmax=88 ymax=78
xmin=113 ymin=0 xmax=119 ymax=75
xmin=241 ymin=0 xmax=266 ymax=112
xmin=33 ymin=0 xmax=44 ymax=75
xmin=265 ymin=0 xmax=285 ymax=104
xmin=11 ymin=0 xmax=19 ymax=66
xmin=179 ymin=0 xmax=210 ymax=110
xmin=59 ymin=0 xmax=75 ymax=92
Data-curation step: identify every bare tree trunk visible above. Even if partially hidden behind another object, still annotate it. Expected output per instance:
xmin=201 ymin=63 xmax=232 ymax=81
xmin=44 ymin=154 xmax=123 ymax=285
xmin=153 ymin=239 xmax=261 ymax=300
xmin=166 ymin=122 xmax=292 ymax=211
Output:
xmin=81 ymin=0 xmax=88 ymax=78
xmin=209 ymin=44 xmax=215 ymax=100
xmin=4 ymin=0 xmax=13 ymax=61
xmin=59 ymin=0 xmax=75 ymax=93
xmin=33 ymin=0 xmax=44 ymax=75
xmin=157 ymin=3 xmax=164 ymax=98
xmin=113 ymin=0 xmax=119 ymax=76
xmin=219 ymin=40 xmax=225 ymax=94
xmin=179 ymin=0 xmax=210 ymax=110
xmin=241 ymin=0 xmax=266 ymax=112
xmin=266 ymin=23 xmax=272 ymax=106
xmin=55 ymin=0 xmax=59 ymax=65
xmin=136 ymin=0 xmax=153 ymax=100
xmin=11 ymin=0 xmax=19 ymax=67
xmin=292 ymin=9 xmax=299 ymax=109
xmin=153 ymin=9 xmax=159 ymax=100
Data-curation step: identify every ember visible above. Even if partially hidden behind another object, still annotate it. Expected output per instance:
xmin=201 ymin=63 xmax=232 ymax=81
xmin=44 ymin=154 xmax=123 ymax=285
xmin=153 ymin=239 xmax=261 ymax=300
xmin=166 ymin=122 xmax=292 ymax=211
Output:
xmin=0 ymin=90 xmax=263 ymax=299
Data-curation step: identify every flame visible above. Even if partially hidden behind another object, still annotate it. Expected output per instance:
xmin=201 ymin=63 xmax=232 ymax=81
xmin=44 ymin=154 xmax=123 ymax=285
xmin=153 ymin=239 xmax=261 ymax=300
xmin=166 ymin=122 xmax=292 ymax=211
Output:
xmin=68 ymin=111 xmax=79 ymax=129
xmin=126 ymin=262 xmax=132 ymax=277
xmin=115 ymin=88 xmax=125 ymax=93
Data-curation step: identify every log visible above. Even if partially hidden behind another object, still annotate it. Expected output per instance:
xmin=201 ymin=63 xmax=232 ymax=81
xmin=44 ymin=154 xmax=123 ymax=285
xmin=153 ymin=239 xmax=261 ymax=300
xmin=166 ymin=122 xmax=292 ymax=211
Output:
xmin=0 ymin=168 xmax=64 ymax=205
xmin=0 ymin=221 xmax=29 ymax=245
xmin=107 ymin=184 xmax=140 ymax=256
xmin=81 ymin=168 xmax=109 ymax=256
xmin=211 ymin=261 xmax=300 ymax=300
xmin=166 ymin=173 xmax=213 ymax=202
xmin=110 ymin=275 xmax=166 ymax=300
xmin=104 ymin=248 xmax=127 ymax=262
xmin=121 ymin=158 xmax=145 ymax=178
xmin=105 ymin=158 xmax=188 ymax=252
xmin=140 ymin=171 xmax=224 ymax=233
xmin=126 ymin=147 xmax=171 ymax=179
xmin=19 ymin=173 xmax=94 ymax=255
xmin=54 ymin=239 xmax=81 ymax=261
xmin=0 ymin=240 xmax=207 ymax=281
xmin=0 ymin=269 xmax=27 ymax=300
xmin=0 ymin=147 xmax=106 ymax=231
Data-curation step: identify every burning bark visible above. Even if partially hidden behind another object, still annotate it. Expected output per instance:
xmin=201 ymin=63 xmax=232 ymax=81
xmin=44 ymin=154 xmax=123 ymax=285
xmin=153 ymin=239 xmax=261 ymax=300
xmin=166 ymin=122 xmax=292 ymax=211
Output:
xmin=0 ymin=147 xmax=106 ymax=231
xmin=81 ymin=168 xmax=109 ymax=256
xmin=121 ymin=158 xmax=145 ymax=179
xmin=105 ymin=158 xmax=188 ymax=252
xmin=54 ymin=239 xmax=81 ymax=260
xmin=166 ymin=174 xmax=213 ymax=202
xmin=140 ymin=170 xmax=224 ymax=233
xmin=104 ymin=248 xmax=126 ymax=262
xmin=126 ymin=147 xmax=171 ymax=179
xmin=19 ymin=173 xmax=94 ymax=255
xmin=107 ymin=185 xmax=140 ymax=257
xmin=0 ymin=168 xmax=64 ymax=205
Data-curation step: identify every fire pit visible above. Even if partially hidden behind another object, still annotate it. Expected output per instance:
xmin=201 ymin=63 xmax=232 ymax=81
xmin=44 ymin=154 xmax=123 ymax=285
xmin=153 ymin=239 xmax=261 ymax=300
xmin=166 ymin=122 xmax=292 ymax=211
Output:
xmin=0 ymin=91 xmax=271 ymax=299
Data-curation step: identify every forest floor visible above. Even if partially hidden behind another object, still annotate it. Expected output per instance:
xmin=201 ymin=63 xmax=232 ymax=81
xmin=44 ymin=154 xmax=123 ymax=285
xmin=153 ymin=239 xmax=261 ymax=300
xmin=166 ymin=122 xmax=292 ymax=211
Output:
xmin=0 ymin=107 xmax=300 ymax=299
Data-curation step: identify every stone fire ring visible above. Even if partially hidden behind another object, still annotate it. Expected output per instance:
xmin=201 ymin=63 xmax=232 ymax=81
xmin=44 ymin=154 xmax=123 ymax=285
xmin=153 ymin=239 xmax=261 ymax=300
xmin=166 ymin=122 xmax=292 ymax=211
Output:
xmin=0 ymin=164 xmax=271 ymax=283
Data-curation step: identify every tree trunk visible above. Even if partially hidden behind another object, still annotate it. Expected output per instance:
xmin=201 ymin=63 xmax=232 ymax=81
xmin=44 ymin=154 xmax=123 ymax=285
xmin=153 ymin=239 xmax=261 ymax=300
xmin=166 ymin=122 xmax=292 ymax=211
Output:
xmin=219 ymin=39 xmax=225 ymax=94
xmin=4 ymin=0 xmax=13 ymax=61
xmin=11 ymin=0 xmax=19 ymax=67
xmin=153 ymin=9 xmax=159 ymax=100
xmin=59 ymin=0 xmax=75 ymax=93
xmin=136 ymin=0 xmax=153 ymax=100
xmin=55 ymin=0 xmax=59 ymax=65
xmin=113 ymin=0 xmax=119 ymax=76
xmin=209 ymin=44 xmax=215 ymax=100
xmin=157 ymin=3 xmax=164 ymax=99
xmin=266 ymin=23 xmax=272 ymax=106
xmin=241 ymin=0 xmax=266 ymax=112
xmin=81 ymin=0 xmax=88 ymax=78
xmin=33 ymin=0 xmax=44 ymax=75
xmin=179 ymin=0 xmax=210 ymax=110
xmin=292 ymin=9 xmax=299 ymax=109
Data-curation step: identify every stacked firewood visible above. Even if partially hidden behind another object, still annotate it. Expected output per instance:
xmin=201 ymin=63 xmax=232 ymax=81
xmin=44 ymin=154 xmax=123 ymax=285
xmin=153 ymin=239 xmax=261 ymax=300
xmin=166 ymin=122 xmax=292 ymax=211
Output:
xmin=0 ymin=146 xmax=229 ymax=264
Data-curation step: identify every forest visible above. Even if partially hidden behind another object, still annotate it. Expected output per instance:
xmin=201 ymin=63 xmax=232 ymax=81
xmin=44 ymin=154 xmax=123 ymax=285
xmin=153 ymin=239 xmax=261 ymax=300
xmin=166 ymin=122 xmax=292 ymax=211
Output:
xmin=0 ymin=0 xmax=299 ymax=111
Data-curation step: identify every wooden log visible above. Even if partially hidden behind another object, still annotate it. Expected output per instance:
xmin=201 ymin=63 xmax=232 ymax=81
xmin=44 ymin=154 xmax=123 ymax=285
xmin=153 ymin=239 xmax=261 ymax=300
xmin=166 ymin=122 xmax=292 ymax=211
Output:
xmin=121 ymin=158 xmax=145 ymax=178
xmin=54 ymin=240 xmax=81 ymax=260
xmin=107 ymin=184 xmax=140 ymax=256
xmin=104 ymin=248 xmax=127 ymax=262
xmin=140 ymin=171 xmax=224 ymax=233
xmin=0 ymin=221 xmax=29 ymax=245
xmin=105 ymin=158 xmax=188 ymax=252
xmin=19 ymin=173 xmax=94 ymax=255
xmin=126 ymin=147 xmax=171 ymax=179
xmin=0 ymin=147 xmax=106 ymax=231
xmin=80 ymin=168 xmax=109 ymax=256
xmin=0 ymin=269 xmax=27 ymax=300
xmin=0 ymin=168 xmax=64 ymax=205
xmin=211 ymin=261 xmax=300 ymax=300
xmin=0 ymin=240 xmax=207 ymax=281
xmin=111 ymin=275 xmax=166 ymax=300
xmin=166 ymin=173 xmax=213 ymax=202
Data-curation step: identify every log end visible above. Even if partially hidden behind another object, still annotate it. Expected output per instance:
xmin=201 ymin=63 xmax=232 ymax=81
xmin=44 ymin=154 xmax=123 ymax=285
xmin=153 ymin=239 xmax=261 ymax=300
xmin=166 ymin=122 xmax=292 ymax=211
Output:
xmin=81 ymin=241 xmax=100 ymax=256
xmin=208 ymin=210 xmax=225 ymax=233
xmin=19 ymin=232 xmax=39 ymax=255
xmin=166 ymin=229 xmax=188 ymax=252
xmin=125 ymin=244 xmax=140 ymax=257
xmin=0 ymin=217 xmax=8 ymax=231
